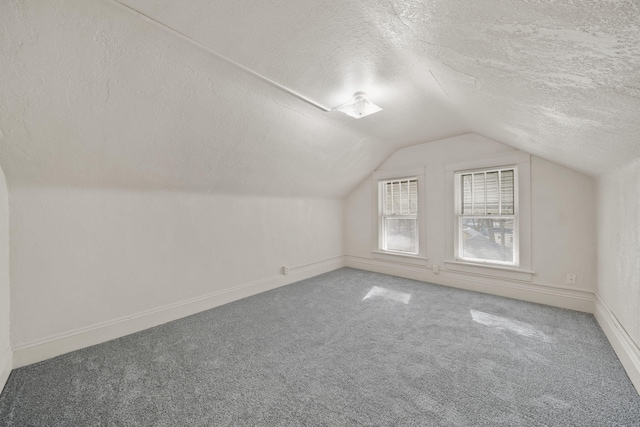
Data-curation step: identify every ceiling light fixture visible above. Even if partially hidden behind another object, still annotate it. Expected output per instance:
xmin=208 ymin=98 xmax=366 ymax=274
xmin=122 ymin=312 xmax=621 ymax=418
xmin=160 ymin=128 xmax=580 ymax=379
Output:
xmin=332 ymin=92 xmax=383 ymax=119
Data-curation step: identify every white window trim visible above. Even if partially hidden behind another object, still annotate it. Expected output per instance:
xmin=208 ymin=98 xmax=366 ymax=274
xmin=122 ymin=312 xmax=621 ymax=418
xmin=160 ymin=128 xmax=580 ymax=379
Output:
xmin=445 ymin=151 xmax=533 ymax=281
xmin=372 ymin=167 xmax=427 ymax=263
xmin=454 ymin=166 xmax=519 ymax=266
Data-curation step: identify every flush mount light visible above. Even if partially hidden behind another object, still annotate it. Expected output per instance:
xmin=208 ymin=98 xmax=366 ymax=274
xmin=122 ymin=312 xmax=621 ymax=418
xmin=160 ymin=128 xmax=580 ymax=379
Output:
xmin=333 ymin=92 xmax=382 ymax=119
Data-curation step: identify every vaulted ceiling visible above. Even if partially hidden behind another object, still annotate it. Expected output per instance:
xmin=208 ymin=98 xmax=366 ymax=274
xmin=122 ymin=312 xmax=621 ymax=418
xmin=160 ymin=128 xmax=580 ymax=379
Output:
xmin=1 ymin=0 xmax=639 ymax=197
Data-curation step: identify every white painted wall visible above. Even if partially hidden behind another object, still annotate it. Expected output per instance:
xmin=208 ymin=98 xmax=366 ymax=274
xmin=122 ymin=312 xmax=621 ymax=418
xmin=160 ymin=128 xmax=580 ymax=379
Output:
xmin=10 ymin=189 xmax=343 ymax=358
xmin=346 ymin=134 xmax=597 ymax=300
xmin=597 ymin=158 xmax=640 ymax=348
xmin=0 ymin=166 xmax=10 ymax=390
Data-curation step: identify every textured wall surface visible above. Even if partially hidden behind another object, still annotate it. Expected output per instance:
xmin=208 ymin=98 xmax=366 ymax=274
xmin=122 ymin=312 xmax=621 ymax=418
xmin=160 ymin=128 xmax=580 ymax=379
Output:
xmin=2 ymin=0 xmax=639 ymax=197
xmin=0 ymin=166 xmax=9 ymax=386
xmin=346 ymin=134 xmax=597 ymax=291
xmin=10 ymin=189 xmax=343 ymax=347
xmin=598 ymin=159 xmax=640 ymax=348
xmin=73 ymin=0 xmax=640 ymax=177
xmin=0 ymin=0 xmax=464 ymax=197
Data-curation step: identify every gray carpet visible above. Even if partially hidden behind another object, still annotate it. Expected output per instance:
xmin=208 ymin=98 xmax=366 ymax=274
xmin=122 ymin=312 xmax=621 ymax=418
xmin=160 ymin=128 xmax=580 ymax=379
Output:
xmin=1 ymin=268 xmax=639 ymax=426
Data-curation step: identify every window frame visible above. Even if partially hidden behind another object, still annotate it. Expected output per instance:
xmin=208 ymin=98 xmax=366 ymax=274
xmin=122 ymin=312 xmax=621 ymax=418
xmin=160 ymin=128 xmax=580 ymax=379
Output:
xmin=444 ymin=151 xmax=533 ymax=281
xmin=454 ymin=166 xmax=519 ymax=266
xmin=372 ymin=168 xmax=427 ymax=264
xmin=379 ymin=177 xmax=419 ymax=255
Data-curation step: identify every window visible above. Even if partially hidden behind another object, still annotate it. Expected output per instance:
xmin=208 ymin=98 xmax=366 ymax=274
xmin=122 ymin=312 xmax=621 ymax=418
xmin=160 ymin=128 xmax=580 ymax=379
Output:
xmin=446 ymin=151 xmax=531 ymax=280
xmin=372 ymin=167 xmax=426 ymax=264
xmin=379 ymin=178 xmax=419 ymax=254
xmin=456 ymin=167 xmax=517 ymax=265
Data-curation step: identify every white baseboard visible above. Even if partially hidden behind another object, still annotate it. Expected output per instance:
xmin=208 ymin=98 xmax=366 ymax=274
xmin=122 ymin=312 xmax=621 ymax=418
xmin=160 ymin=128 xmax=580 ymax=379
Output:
xmin=13 ymin=256 xmax=346 ymax=369
xmin=594 ymin=293 xmax=640 ymax=394
xmin=345 ymin=256 xmax=594 ymax=313
xmin=0 ymin=347 xmax=11 ymax=393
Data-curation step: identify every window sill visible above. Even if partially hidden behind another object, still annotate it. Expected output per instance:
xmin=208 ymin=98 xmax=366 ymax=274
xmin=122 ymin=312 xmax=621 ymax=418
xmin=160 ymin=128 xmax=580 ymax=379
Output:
xmin=372 ymin=251 xmax=428 ymax=266
xmin=444 ymin=260 xmax=534 ymax=282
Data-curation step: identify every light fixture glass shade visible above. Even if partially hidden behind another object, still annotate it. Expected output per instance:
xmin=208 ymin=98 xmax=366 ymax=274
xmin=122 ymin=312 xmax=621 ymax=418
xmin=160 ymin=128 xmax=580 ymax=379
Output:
xmin=334 ymin=92 xmax=382 ymax=119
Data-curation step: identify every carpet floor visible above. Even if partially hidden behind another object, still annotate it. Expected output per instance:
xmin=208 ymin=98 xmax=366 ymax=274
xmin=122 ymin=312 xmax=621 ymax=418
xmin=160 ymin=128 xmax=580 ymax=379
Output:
xmin=1 ymin=268 xmax=639 ymax=426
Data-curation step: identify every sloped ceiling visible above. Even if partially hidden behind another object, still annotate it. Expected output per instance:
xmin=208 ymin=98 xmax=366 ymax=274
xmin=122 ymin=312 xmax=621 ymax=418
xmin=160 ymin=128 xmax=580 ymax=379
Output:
xmin=1 ymin=0 xmax=639 ymax=197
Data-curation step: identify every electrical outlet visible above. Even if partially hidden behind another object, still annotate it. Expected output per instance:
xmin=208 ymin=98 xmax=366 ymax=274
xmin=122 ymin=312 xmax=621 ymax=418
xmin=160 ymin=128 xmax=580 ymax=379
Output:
xmin=566 ymin=273 xmax=576 ymax=285
xmin=432 ymin=264 xmax=439 ymax=274
xmin=282 ymin=266 xmax=289 ymax=275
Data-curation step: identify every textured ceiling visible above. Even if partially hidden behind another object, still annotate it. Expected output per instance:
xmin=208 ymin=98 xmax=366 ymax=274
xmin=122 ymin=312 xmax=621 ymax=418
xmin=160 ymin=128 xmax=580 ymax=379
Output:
xmin=1 ymin=0 xmax=639 ymax=197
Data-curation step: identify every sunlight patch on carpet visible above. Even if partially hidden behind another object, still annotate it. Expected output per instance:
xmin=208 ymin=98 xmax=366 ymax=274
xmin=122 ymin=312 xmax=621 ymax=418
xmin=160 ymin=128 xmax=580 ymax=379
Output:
xmin=363 ymin=286 xmax=411 ymax=304
xmin=471 ymin=309 xmax=551 ymax=342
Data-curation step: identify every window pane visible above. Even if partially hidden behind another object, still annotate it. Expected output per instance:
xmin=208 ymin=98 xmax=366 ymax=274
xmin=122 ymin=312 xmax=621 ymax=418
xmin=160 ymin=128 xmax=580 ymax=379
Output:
xmin=461 ymin=174 xmax=472 ymax=214
xmin=460 ymin=218 xmax=514 ymax=263
xmin=501 ymin=170 xmax=514 ymax=214
xmin=473 ymin=173 xmax=485 ymax=214
xmin=486 ymin=171 xmax=499 ymax=214
xmin=384 ymin=218 xmax=417 ymax=253
xmin=383 ymin=179 xmax=418 ymax=215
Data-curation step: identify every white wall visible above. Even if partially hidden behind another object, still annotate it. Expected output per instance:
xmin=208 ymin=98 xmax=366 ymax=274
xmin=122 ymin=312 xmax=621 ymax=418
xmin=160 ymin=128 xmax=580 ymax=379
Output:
xmin=346 ymin=134 xmax=597 ymax=308
xmin=10 ymin=188 xmax=343 ymax=364
xmin=597 ymin=158 xmax=640 ymax=348
xmin=0 ymin=166 xmax=10 ymax=391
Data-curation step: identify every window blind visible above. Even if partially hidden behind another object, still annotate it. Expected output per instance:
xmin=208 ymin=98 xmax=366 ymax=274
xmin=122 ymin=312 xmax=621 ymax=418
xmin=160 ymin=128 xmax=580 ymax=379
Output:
xmin=461 ymin=169 xmax=514 ymax=215
xmin=383 ymin=179 xmax=418 ymax=215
